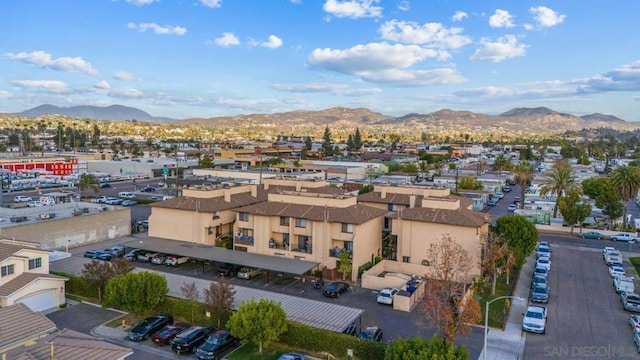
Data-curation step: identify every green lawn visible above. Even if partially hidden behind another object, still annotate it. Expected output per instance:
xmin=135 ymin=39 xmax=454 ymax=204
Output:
xmin=226 ymin=342 xmax=303 ymax=360
xmin=478 ymin=275 xmax=514 ymax=329
xmin=630 ymin=257 xmax=640 ymax=276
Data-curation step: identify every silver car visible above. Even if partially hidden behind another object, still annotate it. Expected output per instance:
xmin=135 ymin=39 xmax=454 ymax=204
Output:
xmin=522 ymin=305 xmax=547 ymax=334
xmin=622 ymin=293 xmax=640 ymax=312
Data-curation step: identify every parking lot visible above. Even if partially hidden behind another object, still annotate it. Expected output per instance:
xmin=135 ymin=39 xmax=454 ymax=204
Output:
xmin=523 ymin=243 xmax=639 ymax=359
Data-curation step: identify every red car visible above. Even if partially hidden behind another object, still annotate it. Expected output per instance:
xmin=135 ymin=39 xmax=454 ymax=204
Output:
xmin=151 ymin=323 xmax=189 ymax=345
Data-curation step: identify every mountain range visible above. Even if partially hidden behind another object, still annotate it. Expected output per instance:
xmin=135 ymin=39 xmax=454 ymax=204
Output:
xmin=13 ymin=104 xmax=639 ymax=134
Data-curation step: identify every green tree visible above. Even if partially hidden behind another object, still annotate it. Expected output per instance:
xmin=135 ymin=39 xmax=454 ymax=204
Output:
xmin=418 ymin=161 xmax=430 ymax=178
xmin=596 ymin=189 xmax=623 ymax=229
xmin=227 ymin=299 xmax=287 ymax=354
xmin=458 ymin=176 xmax=483 ymax=190
xmin=582 ymin=177 xmax=610 ymax=199
xmin=304 ymin=136 xmax=313 ymax=151
xmin=492 ymin=215 xmax=538 ymax=266
xmin=82 ymin=259 xmax=133 ymax=302
xmin=385 ymin=336 xmax=469 ymax=360
xmin=480 ymin=231 xmax=515 ymax=295
xmin=611 ymin=165 xmax=640 ymax=227
xmin=514 ymin=161 xmax=534 ymax=209
xmin=403 ymin=163 xmax=418 ymax=174
xmin=540 ymin=161 xmax=578 ymax=218
xmin=103 ymin=271 xmax=169 ymax=314
xmin=198 ymin=155 xmax=214 ymax=168
xmin=180 ymin=281 xmax=200 ymax=324
xmin=358 ymin=184 xmax=374 ymax=195
xmin=353 ymin=128 xmax=363 ymax=150
xmin=558 ymin=189 xmax=592 ymax=234
xmin=338 ymin=251 xmax=353 ymax=281
xmin=492 ymin=155 xmax=512 ymax=171
xmin=346 ymin=134 xmax=354 ymax=151
xmin=203 ymin=278 xmax=236 ymax=328
xmin=321 ymin=126 xmax=333 ymax=156
xmin=77 ymin=173 xmax=100 ymax=196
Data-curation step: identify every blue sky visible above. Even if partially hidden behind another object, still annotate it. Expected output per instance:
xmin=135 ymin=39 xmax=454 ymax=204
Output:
xmin=1 ymin=0 xmax=639 ymax=121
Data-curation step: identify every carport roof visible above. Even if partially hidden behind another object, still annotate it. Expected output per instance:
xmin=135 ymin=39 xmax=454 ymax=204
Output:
xmin=123 ymin=237 xmax=319 ymax=275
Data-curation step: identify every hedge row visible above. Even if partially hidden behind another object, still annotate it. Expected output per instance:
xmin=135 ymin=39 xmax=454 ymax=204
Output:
xmin=52 ymin=271 xmax=98 ymax=299
xmin=280 ymin=321 xmax=385 ymax=360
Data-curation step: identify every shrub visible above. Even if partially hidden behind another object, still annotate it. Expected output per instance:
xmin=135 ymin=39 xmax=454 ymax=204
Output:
xmin=52 ymin=271 xmax=98 ymax=299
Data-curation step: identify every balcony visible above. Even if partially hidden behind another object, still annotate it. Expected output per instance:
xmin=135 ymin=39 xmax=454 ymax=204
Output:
xmin=234 ymin=235 xmax=254 ymax=246
xmin=269 ymin=239 xmax=289 ymax=250
xmin=292 ymin=244 xmax=312 ymax=254
xmin=329 ymin=247 xmax=352 ymax=259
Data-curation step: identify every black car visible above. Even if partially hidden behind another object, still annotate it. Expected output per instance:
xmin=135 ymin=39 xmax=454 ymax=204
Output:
xmin=322 ymin=282 xmax=350 ymax=298
xmin=83 ymin=250 xmax=113 ymax=261
xmin=217 ymin=263 xmax=242 ymax=277
xmin=99 ymin=182 xmax=111 ymax=188
xmin=128 ymin=314 xmax=174 ymax=341
xmin=141 ymin=187 xmax=157 ymax=193
xmin=195 ymin=329 xmax=239 ymax=359
xmin=358 ymin=326 xmax=383 ymax=342
xmin=171 ymin=326 xmax=214 ymax=354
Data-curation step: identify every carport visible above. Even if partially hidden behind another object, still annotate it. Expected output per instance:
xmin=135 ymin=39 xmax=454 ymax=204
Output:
xmin=123 ymin=236 xmax=319 ymax=276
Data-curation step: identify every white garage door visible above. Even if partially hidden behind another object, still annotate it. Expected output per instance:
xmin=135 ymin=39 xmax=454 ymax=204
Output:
xmin=16 ymin=290 xmax=56 ymax=312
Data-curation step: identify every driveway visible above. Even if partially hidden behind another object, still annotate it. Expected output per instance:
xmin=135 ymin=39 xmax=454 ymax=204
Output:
xmin=46 ymin=302 xmax=122 ymax=334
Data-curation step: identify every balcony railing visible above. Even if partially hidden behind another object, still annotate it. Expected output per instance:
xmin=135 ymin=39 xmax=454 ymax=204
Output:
xmin=234 ymin=235 xmax=254 ymax=246
xmin=329 ymin=247 xmax=352 ymax=259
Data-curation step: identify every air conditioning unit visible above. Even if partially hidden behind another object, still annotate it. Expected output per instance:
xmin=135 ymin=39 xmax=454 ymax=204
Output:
xmin=421 ymin=259 xmax=430 ymax=266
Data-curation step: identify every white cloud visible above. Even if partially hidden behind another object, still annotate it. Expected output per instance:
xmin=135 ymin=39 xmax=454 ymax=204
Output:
xmin=397 ymin=0 xmax=409 ymax=11
xmin=127 ymin=22 xmax=187 ymax=36
xmin=378 ymin=20 xmax=472 ymax=52
xmin=11 ymin=80 xmax=68 ymax=93
xmin=577 ymin=61 xmax=640 ymax=92
xmin=108 ymin=88 xmax=144 ymax=99
xmin=212 ymin=32 xmax=240 ymax=47
xmin=113 ymin=71 xmax=133 ymax=81
xmin=323 ymin=0 xmax=383 ymax=19
xmin=0 ymin=90 xmax=10 ymax=98
xmin=125 ymin=0 xmax=158 ymax=6
xmin=470 ymin=35 xmax=526 ymax=62
xmin=489 ymin=9 xmax=515 ymax=28
xmin=309 ymin=42 xmax=439 ymax=73
xmin=530 ymin=6 xmax=566 ymax=28
xmin=94 ymin=80 xmax=111 ymax=90
xmin=5 ymin=50 xmax=97 ymax=75
xmin=452 ymin=11 xmax=468 ymax=22
xmin=271 ymin=82 xmax=348 ymax=93
xmin=200 ymin=0 xmax=222 ymax=8
xmin=356 ymin=68 xmax=465 ymax=86
xmin=260 ymin=35 xmax=283 ymax=49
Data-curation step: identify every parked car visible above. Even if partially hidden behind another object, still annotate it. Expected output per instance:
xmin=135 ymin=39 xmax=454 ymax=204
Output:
xmin=124 ymin=248 xmax=144 ymax=261
xmin=158 ymin=181 xmax=165 ymax=186
xmin=14 ymin=195 xmax=32 ymax=203
xmin=614 ymin=275 xmax=635 ymax=294
xmin=105 ymin=198 xmax=123 ymax=205
xmin=358 ymin=326 xmax=383 ymax=342
xmin=128 ymin=314 xmax=174 ymax=341
xmin=138 ymin=252 xmax=160 ymax=262
xmin=609 ymin=265 xmax=626 ymax=278
xmin=99 ymin=182 xmax=111 ymax=188
xmin=502 ymin=186 xmax=512 ymax=192
xmin=165 ymin=255 xmax=190 ymax=266
xmin=535 ymin=257 xmax=551 ymax=271
xmin=611 ymin=233 xmax=640 ymax=243
xmin=507 ymin=204 xmax=517 ymax=212
xmin=603 ymin=247 xmax=619 ymax=260
xmin=536 ymin=245 xmax=551 ymax=259
xmin=121 ymin=200 xmax=138 ymax=206
xmin=622 ymin=292 xmax=640 ymax=312
xmin=323 ymin=282 xmax=350 ymax=298
xmin=217 ymin=263 xmax=242 ymax=277
xmin=28 ymin=201 xmax=44 ymax=207
xmin=629 ymin=315 xmax=640 ymax=334
xmin=487 ymin=199 xmax=498 ymax=207
xmin=377 ymin=288 xmax=400 ymax=305
xmin=104 ymin=246 xmax=125 ymax=258
xmin=513 ymin=196 xmax=521 ymax=203
xmin=170 ymin=326 xmax=214 ymax=354
xmin=605 ymin=253 xmax=623 ymax=266
xmin=580 ymin=231 xmax=604 ymax=240
xmin=151 ymin=254 xmax=168 ymax=265
xmin=342 ymin=323 xmax=359 ymax=336
xmin=534 ymin=266 xmax=549 ymax=279
xmin=277 ymin=353 xmax=307 ymax=360
xmin=151 ymin=323 xmax=190 ymax=345
xmin=635 ymin=333 xmax=640 ymax=354
xmin=237 ymin=267 xmax=263 ymax=279
xmin=531 ymin=275 xmax=548 ymax=289
xmin=530 ymin=286 xmax=549 ymax=304
xmin=522 ymin=305 xmax=547 ymax=334
xmin=83 ymin=250 xmax=113 ymax=261
xmin=495 ymin=192 xmax=505 ymax=199
xmin=195 ymin=329 xmax=239 ymax=360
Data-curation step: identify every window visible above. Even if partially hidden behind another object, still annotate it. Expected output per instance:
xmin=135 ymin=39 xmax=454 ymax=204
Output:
xmin=1 ymin=264 xmax=14 ymax=277
xmin=388 ymin=204 xmax=398 ymax=211
xmin=29 ymin=257 xmax=42 ymax=270
xmin=280 ymin=217 xmax=290 ymax=226
xmin=344 ymin=241 xmax=354 ymax=252
xmin=295 ymin=218 xmax=306 ymax=228
xmin=239 ymin=212 xmax=249 ymax=221
xmin=341 ymin=223 xmax=354 ymax=233
xmin=402 ymin=256 xmax=411 ymax=263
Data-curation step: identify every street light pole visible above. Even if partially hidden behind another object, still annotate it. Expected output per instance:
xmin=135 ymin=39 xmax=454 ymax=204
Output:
xmin=483 ymin=295 xmax=525 ymax=360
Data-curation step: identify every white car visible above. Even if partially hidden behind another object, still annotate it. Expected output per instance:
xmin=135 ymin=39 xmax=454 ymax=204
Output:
xmin=614 ymin=275 xmax=635 ymax=294
xmin=28 ymin=201 xmax=44 ymax=207
xmin=495 ymin=192 xmax=504 ymax=199
xmin=630 ymin=315 xmax=640 ymax=334
xmin=605 ymin=253 xmax=623 ymax=266
xmin=14 ymin=195 xmax=32 ymax=203
xmin=603 ymin=247 xmax=619 ymax=259
xmin=536 ymin=257 xmax=551 ymax=271
xmin=522 ymin=305 xmax=547 ymax=334
xmin=508 ymin=204 xmax=517 ymax=212
xmin=609 ymin=265 xmax=626 ymax=278
xmin=377 ymin=288 xmax=400 ymax=305
xmin=237 ymin=267 xmax=264 ymax=279
xmin=611 ymin=233 xmax=640 ymax=243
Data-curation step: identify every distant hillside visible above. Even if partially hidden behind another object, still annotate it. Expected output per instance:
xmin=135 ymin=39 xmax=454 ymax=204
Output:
xmin=16 ymin=104 xmax=175 ymax=122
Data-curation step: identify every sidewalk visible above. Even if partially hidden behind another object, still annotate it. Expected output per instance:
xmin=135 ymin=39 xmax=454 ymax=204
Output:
xmin=477 ymin=252 xmax=535 ymax=360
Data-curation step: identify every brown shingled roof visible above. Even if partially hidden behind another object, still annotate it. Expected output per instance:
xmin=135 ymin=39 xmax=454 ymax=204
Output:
xmin=0 ymin=303 xmax=57 ymax=351
xmin=399 ymin=207 xmax=489 ymax=228
xmin=0 ymin=273 xmax=68 ymax=297
xmin=357 ymin=191 xmax=415 ymax=205
xmin=150 ymin=189 xmax=267 ymax=212
xmin=10 ymin=328 xmax=133 ymax=360
xmin=0 ymin=243 xmax=32 ymax=263
xmin=235 ymin=202 xmax=387 ymax=225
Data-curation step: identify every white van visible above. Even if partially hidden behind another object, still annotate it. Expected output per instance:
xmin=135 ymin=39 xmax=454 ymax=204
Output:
xmin=118 ymin=192 xmax=135 ymax=198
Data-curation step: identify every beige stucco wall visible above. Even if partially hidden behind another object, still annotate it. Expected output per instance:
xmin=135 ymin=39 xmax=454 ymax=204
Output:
xmin=393 ymin=219 xmax=486 ymax=281
xmin=149 ymin=207 xmax=236 ymax=245
xmin=361 ymin=260 xmax=429 ymax=290
xmin=0 ymin=249 xmax=50 ymax=288
xmin=376 ymin=185 xmax=450 ymax=198
xmin=0 ymin=208 xmax=131 ymax=250
xmin=267 ymin=193 xmax=357 ymax=207
xmin=1 ymin=278 xmax=66 ymax=308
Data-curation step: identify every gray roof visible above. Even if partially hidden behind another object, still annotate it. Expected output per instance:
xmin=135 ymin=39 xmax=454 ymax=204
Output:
xmin=123 ymin=237 xmax=319 ymax=275
xmin=0 ymin=303 xmax=57 ymax=351
xmin=0 ymin=272 xmax=68 ymax=297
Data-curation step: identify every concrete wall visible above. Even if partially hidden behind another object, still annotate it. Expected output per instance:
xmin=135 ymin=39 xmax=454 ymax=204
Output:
xmin=0 ymin=208 xmax=131 ymax=250
xmin=361 ymin=260 xmax=429 ymax=290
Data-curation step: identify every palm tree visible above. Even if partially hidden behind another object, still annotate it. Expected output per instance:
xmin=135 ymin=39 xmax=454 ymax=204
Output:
xmin=540 ymin=161 xmax=578 ymax=218
xmin=77 ymin=173 xmax=99 ymax=198
xmin=611 ymin=165 xmax=640 ymax=227
xmin=514 ymin=161 xmax=534 ymax=209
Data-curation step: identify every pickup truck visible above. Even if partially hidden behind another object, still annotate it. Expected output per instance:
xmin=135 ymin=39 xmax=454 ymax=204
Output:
xmin=614 ymin=275 xmax=635 ymax=294
xmin=165 ymin=255 xmax=190 ymax=266
xmin=610 ymin=233 xmax=640 ymax=243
